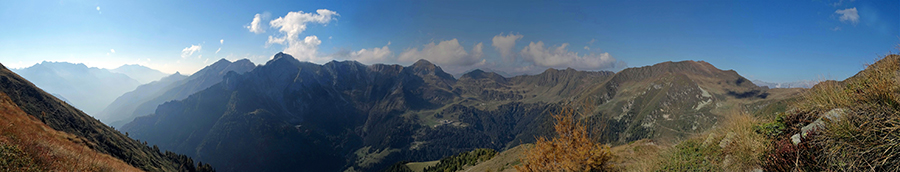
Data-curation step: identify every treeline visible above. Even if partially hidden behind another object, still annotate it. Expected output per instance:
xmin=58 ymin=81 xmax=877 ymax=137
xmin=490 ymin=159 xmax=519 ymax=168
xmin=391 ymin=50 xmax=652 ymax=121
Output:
xmin=145 ymin=141 xmax=215 ymax=172
xmin=423 ymin=148 xmax=497 ymax=172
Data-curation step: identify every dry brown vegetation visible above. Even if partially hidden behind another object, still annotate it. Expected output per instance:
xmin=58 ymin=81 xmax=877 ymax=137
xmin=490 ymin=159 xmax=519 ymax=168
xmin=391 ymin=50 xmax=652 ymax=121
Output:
xmin=516 ymin=106 xmax=614 ymax=172
xmin=0 ymin=92 xmax=141 ymax=171
xmin=766 ymin=54 xmax=900 ymax=171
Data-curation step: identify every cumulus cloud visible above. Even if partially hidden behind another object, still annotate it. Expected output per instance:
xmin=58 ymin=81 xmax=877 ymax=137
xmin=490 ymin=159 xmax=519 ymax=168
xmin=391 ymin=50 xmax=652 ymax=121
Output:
xmin=246 ymin=13 xmax=266 ymax=34
xmin=220 ymin=39 xmax=224 ymax=44
xmin=260 ymin=9 xmax=339 ymax=63
xmin=96 ymin=6 xmax=101 ymax=14
xmin=181 ymin=44 xmax=202 ymax=58
xmin=283 ymin=35 xmax=329 ymax=63
xmin=399 ymin=39 xmax=484 ymax=66
xmin=348 ymin=42 xmax=392 ymax=64
xmin=835 ymin=7 xmax=859 ymax=25
xmin=267 ymin=9 xmax=339 ymax=45
xmin=519 ymin=41 xmax=618 ymax=70
xmin=491 ymin=33 xmax=523 ymax=61
xmin=110 ymin=49 xmax=115 ymax=53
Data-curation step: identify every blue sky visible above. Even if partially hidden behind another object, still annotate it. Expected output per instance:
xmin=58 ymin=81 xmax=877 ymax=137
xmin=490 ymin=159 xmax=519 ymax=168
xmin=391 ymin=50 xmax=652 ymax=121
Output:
xmin=0 ymin=0 xmax=897 ymax=83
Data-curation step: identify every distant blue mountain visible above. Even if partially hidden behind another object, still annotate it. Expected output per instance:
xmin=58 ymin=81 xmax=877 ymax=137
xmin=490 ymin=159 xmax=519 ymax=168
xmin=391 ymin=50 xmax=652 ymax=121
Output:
xmin=12 ymin=61 xmax=142 ymax=116
xmin=111 ymin=64 xmax=169 ymax=84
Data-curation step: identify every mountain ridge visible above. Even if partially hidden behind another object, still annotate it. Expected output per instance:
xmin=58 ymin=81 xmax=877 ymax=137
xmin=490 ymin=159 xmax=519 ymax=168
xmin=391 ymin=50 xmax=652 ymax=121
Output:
xmin=12 ymin=61 xmax=142 ymax=115
xmin=121 ymin=53 xmax=785 ymax=172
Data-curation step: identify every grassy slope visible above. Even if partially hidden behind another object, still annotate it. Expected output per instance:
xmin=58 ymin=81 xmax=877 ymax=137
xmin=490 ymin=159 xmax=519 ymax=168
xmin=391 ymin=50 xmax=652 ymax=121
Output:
xmin=0 ymin=91 xmax=141 ymax=171
xmin=767 ymin=54 xmax=900 ymax=171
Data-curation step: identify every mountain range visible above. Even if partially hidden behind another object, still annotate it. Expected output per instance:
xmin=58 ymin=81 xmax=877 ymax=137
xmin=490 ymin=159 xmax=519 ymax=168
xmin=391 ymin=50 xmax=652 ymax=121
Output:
xmin=12 ymin=61 xmax=144 ymax=115
xmin=111 ymin=64 xmax=171 ymax=84
xmin=752 ymin=79 xmax=819 ymax=89
xmin=97 ymin=59 xmax=256 ymax=128
xmin=117 ymin=52 xmax=795 ymax=171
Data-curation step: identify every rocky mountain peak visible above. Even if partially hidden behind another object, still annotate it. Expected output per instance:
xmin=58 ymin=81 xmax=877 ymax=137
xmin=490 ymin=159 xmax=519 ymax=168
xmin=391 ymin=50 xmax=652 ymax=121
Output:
xmin=265 ymin=52 xmax=302 ymax=67
xmin=460 ymin=69 xmax=505 ymax=81
xmin=408 ymin=59 xmax=454 ymax=81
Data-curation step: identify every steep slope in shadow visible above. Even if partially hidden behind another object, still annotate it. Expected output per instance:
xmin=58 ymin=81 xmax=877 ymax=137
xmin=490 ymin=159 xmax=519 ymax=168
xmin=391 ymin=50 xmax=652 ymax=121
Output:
xmin=98 ymin=72 xmax=187 ymax=127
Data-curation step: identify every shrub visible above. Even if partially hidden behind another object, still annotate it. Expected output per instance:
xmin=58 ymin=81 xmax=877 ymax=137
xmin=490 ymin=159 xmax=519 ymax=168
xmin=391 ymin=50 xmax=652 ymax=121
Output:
xmin=516 ymin=106 xmax=614 ymax=172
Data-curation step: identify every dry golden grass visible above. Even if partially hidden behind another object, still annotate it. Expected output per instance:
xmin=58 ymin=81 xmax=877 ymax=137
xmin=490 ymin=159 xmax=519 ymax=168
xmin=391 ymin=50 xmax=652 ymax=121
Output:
xmin=0 ymin=91 xmax=141 ymax=172
xmin=516 ymin=106 xmax=614 ymax=172
xmin=624 ymin=110 xmax=768 ymax=172
xmin=765 ymin=54 xmax=900 ymax=171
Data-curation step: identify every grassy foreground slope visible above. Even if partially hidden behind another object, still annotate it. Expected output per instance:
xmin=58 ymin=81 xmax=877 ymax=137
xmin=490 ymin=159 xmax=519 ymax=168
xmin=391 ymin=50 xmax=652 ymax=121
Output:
xmin=764 ymin=54 xmax=900 ymax=171
xmin=0 ymin=91 xmax=140 ymax=171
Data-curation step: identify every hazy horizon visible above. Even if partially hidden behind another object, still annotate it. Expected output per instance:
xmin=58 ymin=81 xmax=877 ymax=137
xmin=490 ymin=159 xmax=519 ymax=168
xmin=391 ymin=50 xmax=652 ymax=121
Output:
xmin=1 ymin=0 xmax=898 ymax=83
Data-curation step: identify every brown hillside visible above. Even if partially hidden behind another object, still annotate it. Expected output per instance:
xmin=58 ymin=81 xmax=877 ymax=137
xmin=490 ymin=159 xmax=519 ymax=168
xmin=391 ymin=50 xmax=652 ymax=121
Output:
xmin=0 ymin=91 xmax=141 ymax=171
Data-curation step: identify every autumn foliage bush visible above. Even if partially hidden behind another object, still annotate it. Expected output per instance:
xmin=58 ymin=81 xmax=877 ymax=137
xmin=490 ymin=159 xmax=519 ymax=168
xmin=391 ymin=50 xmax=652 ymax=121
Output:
xmin=516 ymin=106 xmax=614 ymax=172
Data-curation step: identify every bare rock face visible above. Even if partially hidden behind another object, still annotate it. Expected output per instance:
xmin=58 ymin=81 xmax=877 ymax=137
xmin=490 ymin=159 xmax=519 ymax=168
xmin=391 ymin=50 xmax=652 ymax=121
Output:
xmin=792 ymin=108 xmax=847 ymax=145
xmin=719 ymin=132 xmax=736 ymax=148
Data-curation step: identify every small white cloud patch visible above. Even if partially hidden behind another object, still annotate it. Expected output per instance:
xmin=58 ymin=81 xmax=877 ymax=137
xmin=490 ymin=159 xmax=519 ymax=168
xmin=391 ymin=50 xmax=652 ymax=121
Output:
xmin=491 ymin=33 xmax=523 ymax=62
xmin=835 ymin=7 xmax=859 ymax=25
xmin=181 ymin=44 xmax=202 ymax=58
xmin=220 ymin=39 xmax=224 ymax=44
xmin=283 ymin=35 xmax=328 ymax=63
xmin=110 ymin=49 xmax=115 ymax=53
xmin=350 ymin=42 xmax=392 ymax=64
xmin=96 ymin=6 xmax=101 ymax=14
xmin=246 ymin=14 xmax=266 ymax=34
xmin=216 ymin=48 xmax=221 ymax=54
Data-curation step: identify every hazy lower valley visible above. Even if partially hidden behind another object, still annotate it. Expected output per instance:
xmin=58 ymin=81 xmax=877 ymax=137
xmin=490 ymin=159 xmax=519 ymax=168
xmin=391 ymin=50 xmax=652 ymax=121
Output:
xmin=1 ymin=1 xmax=898 ymax=172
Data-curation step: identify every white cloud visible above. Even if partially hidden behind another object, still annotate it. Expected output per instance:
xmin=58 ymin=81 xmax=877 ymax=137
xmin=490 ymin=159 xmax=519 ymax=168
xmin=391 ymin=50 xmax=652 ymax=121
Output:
xmin=261 ymin=9 xmax=339 ymax=63
xmin=349 ymin=42 xmax=392 ymax=64
xmin=283 ymin=35 xmax=330 ymax=63
xmin=110 ymin=49 xmax=115 ymax=53
xmin=96 ymin=6 xmax=101 ymax=14
xmin=835 ymin=7 xmax=859 ymax=25
xmin=267 ymin=9 xmax=339 ymax=45
xmin=519 ymin=41 xmax=618 ymax=70
xmin=584 ymin=46 xmax=590 ymax=50
xmin=181 ymin=44 xmax=202 ymax=58
xmin=491 ymin=33 xmax=523 ymax=62
xmin=399 ymin=39 xmax=483 ymax=66
xmin=216 ymin=48 xmax=221 ymax=54
xmin=220 ymin=39 xmax=224 ymax=44
xmin=246 ymin=13 xmax=266 ymax=34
